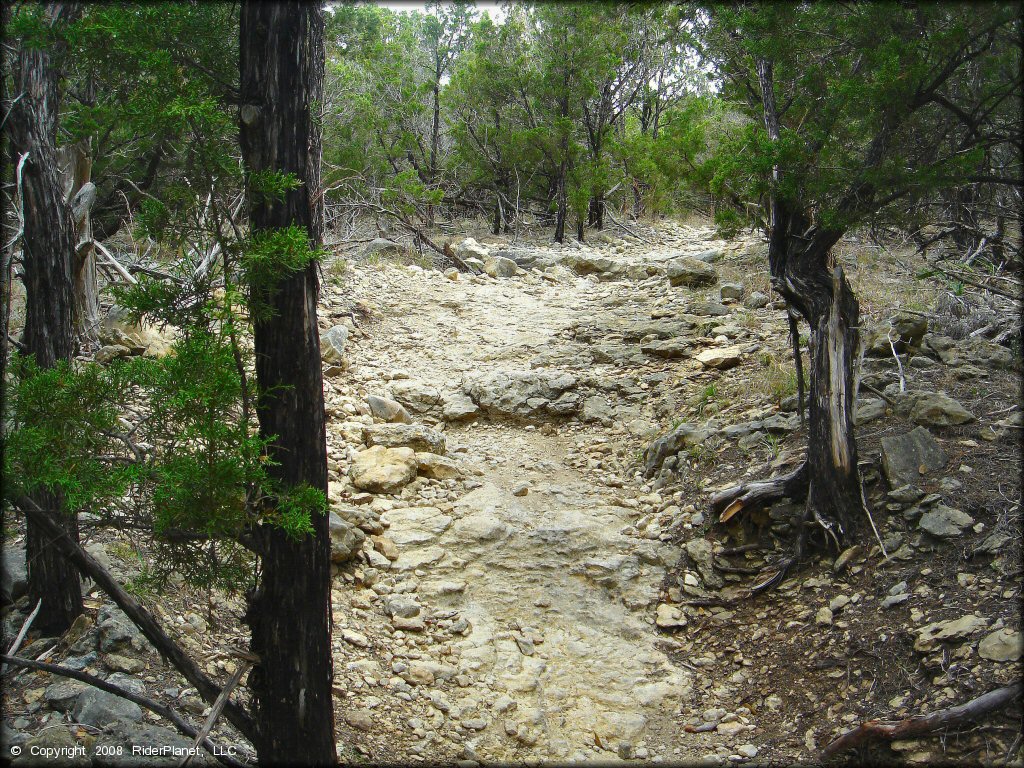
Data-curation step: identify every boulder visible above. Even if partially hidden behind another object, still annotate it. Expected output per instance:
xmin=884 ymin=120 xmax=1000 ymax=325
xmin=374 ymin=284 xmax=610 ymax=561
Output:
xmin=915 ymin=614 xmax=987 ymax=652
xmin=909 ymin=392 xmax=975 ymax=427
xmin=743 ymin=291 xmax=769 ymax=309
xmin=100 ymin=305 xmax=174 ymax=357
xmin=644 ymin=423 xmax=711 ymax=476
xmin=1 ymin=543 xmax=27 ymax=603
xmin=639 ymin=337 xmax=692 ymax=359
xmin=492 ymin=248 xmax=557 ymax=270
xmin=978 ymin=628 xmax=1023 ymax=662
xmin=464 ymin=370 xmax=578 ymax=420
xmin=918 ymin=504 xmax=975 ymax=538
xmin=363 ymin=423 xmax=445 ymax=454
xmin=366 ymin=395 xmax=412 ymax=424
xmin=320 ymin=324 xmax=349 ymax=366
xmin=415 ymin=452 xmax=463 ymax=480
xmin=854 ymin=397 xmax=887 ymax=425
xmin=720 ymin=283 xmax=744 ymax=300
xmin=666 ymin=256 xmax=717 ymax=288
xmin=349 ymin=446 xmax=418 ymax=493
xmin=483 ymin=255 xmax=518 ymax=278
xmin=329 ymin=511 xmax=366 ymax=563
xmin=695 ymin=346 xmax=743 ymax=369
xmin=880 ymin=426 xmax=948 ymax=488
xmin=73 ymin=688 xmax=143 ymax=728
xmin=454 ymin=238 xmax=489 ymax=262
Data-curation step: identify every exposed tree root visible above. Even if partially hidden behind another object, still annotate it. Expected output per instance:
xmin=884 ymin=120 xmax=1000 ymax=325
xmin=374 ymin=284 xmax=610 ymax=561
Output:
xmin=822 ymin=682 xmax=1023 ymax=760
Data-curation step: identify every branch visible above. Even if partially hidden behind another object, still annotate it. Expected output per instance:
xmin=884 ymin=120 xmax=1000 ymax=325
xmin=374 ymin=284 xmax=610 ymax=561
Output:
xmin=0 ymin=654 xmax=253 ymax=768
xmin=823 ymin=682 xmax=1023 ymax=759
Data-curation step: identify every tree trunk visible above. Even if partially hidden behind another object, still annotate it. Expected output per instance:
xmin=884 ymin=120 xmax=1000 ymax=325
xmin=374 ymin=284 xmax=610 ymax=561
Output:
xmin=554 ymin=162 xmax=567 ymax=243
xmin=492 ymin=193 xmax=501 ymax=236
xmin=771 ymin=227 xmax=864 ymax=544
xmin=6 ymin=2 xmax=84 ymax=635
xmin=239 ymin=3 xmax=336 ymax=765
xmin=60 ymin=143 xmax=100 ymax=350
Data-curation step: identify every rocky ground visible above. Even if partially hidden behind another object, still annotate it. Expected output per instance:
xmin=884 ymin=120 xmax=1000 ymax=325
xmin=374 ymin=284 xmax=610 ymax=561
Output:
xmin=2 ymin=217 xmax=1021 ymax=766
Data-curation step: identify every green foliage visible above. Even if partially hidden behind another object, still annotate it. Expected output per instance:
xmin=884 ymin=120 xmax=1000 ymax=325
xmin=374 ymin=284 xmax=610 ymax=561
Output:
xmin=241 ymin=226 xmax=326 ymax=317
xmin=4 ymin=355 xmax=138 ymax=513
xmin=267 ymin=485 xmax=328 ymax=543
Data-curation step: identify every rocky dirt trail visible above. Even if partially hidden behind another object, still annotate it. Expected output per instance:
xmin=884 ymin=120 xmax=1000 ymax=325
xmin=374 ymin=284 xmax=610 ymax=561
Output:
xmin=3 ymin=220 xmax=1019 ymax=767
xmin=315 ymin=223 xmax=773 ymax=764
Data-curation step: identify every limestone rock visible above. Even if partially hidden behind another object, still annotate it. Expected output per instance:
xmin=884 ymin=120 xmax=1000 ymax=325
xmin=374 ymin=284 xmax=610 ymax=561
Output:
xmin=666 ymin=256 xmax=717 ymax=288
xmin=320 ymin=324 xmax=349 ymax=366
xmin=918 ymin=504 xmax=974 ymax=538
xmin=564 ymin=253 xmax=626 ymax=281
xmin=655 ymin=603 xmax=687 ymax=629
xmin=464 ymin=370 xmax=578 ymax=420
xmin=100 ymin=304 xmax=174 ymax=357
xmin=483 ymin=255 xmax=518 ymax=278
xmin=978 ymin=628 xmax=1023 ymax=662
xmin=909 ymin=392 xmax=975 ymax=427
xmin=73 ymin=688 xmax=143 ymax=728
xmin=915 ymin=614 xmax=987 ymax=652
xmin=329 ymin=511 xmax=366 ymax=563
xmin=454 ymin=238 xmax=489 ymax=262
xmin=415 ymin=452 xmax=463 ymax=480
xmin=1 ymin=543 xmax=27 ymax=603
xmin=363 ymin=423 xmax=446 ymax=454
xmin=880 ymin=426 xmax=948 ymax=488
xmin=95 ymin=344 xmax=131 ymax=364
xmin=349 ymin=445 xmax=418 ymax=493
xmin=695 ymin=346 xmax=743 ymax=369
xmin=367 ymin=395 xmax=412 ymax=424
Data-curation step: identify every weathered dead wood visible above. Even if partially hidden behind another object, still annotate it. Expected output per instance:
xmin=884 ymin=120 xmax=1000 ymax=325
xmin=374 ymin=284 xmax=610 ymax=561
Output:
xmin=0 ymin=654 xmax=252 ymax=768
xmin=710 ymin=461 xmax=809 ymax=523
xmin=179 ymin=662 xmax=252 ymax=768
xmin=822 ymin=681 xmax=1023 ymax=759
xmin=14 ymin=496 xmax=257 ymax=743
xmin=1 ymin=599 xmax=41 ymax=674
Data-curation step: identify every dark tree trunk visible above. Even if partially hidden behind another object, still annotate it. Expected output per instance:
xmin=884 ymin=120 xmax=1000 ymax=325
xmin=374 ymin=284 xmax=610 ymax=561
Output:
xmin=239 ymin=3 xmax=336 ymax=765
xmin=492 ymin=193 xmax=501 ymax=236
xmin=6 ymin=3 xmax=84 ymax=635
xmin=554 ymin=163 xmax=567 ymax=243
xmin=588 ymin=193 xmax=604 ymax=230
xmin=712 ymin=58 xmax=866 ymax=581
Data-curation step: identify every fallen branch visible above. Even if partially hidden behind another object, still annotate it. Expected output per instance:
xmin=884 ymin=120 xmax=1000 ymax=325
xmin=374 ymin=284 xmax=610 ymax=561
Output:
xmin=13 ymin=496 xmax=257 ymax=743
xmin=1 ymin=599 xmax=41 ymax=674
xmin=822 ymin=681 xmax=1023 ymax=759
xmin=0 ymin=654 xmax=252 ymax=768
xmin=179 ymin=662 xmax=252 ymax=768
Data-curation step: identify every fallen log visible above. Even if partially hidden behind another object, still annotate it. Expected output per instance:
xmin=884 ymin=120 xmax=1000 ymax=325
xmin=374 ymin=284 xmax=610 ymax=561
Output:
xmin=822 ymin=681 xmax=1023 ymax=759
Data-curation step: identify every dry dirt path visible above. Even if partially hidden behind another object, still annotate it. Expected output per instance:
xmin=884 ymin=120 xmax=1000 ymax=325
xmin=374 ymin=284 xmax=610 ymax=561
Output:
xmin=320 ymin=224 xmax=768 ymax=763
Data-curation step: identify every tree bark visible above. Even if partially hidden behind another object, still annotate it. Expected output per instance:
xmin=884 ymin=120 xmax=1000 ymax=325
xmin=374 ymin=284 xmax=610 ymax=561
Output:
xmin=5 ymin=2 xmax=84 ymax=635
xmin=60 ymin=142 xmax=100 ymax=350
xmin=238 ymin=3 xmax=336 ymax=765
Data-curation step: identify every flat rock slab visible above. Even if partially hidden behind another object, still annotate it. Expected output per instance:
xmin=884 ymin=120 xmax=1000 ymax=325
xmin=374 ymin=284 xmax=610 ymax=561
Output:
xmin=880 ymin=426 xmax=948 ymax=488
xmin=696 ymin=346 xmax=743 ymax=369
